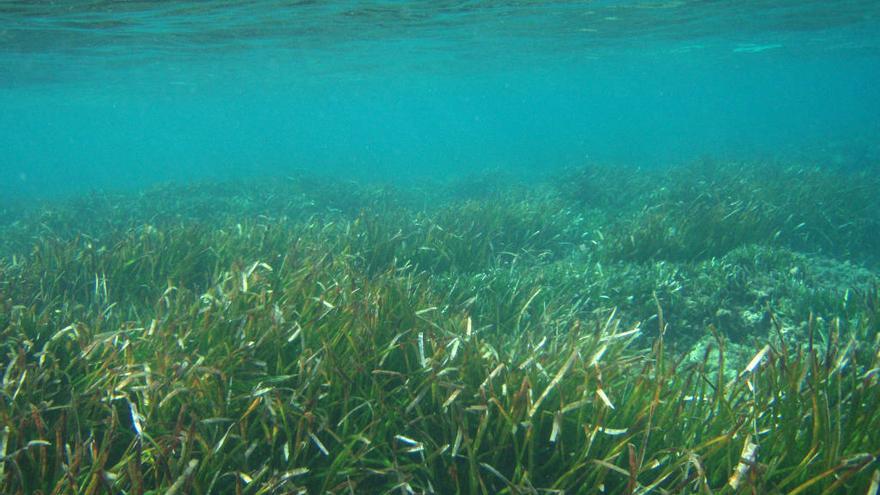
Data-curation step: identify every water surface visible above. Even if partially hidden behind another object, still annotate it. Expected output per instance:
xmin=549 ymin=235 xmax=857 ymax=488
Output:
xmin=1 ymin=1 xmax=879 ymax=197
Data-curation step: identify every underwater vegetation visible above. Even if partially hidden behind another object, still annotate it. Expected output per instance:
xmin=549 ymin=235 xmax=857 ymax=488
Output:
xmin=0 ymin=162 xmax=878 ymax=494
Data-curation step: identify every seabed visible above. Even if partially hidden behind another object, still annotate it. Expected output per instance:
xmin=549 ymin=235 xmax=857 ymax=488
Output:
xmin=0 ymin=161 xmax=878 ymax=494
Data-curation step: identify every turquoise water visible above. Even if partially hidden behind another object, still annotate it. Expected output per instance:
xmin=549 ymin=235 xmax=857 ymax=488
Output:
xmin=1 ymin=1 xmax=879 ymax=197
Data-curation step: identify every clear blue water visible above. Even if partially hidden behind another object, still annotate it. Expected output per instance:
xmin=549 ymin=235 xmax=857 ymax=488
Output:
xmin=1 ymin=1 xmax=879 ymax=198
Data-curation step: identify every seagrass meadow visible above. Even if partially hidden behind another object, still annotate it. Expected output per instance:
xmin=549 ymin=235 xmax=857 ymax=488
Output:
xmin=1 ymin=162 xmax=879 ymax=494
